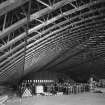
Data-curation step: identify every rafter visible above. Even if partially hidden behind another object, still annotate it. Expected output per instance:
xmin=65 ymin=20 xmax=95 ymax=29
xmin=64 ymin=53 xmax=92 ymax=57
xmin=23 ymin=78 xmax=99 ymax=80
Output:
xmin=1 ymin=11 xmax=103 ymax=66
xmin=0 ymin=0 xmax=103 ymax=53
xmin=26 ymin=24 xmax=105 ymax=59
xmin=0 ymin=48 xmax=24 ymax=70
xmin=0 ymin=0 xmax=79 ymax=39
xmin=0 ymin=15 xmax=104 ymax=71
xmin=0 ymin=0 xmax=105 ymax=83
xmin=0 ymin=57 xmax=24 ymax=78
xmin=0 ymin=42 xmax=25 ymax=62
xmin=26 ymin=14 xmax=105 ymax=49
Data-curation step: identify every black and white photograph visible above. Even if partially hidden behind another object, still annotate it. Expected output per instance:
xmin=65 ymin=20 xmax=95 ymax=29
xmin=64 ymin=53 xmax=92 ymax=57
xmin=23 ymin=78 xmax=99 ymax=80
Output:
xmin=0 ymin=0 xmax=105 ymax=105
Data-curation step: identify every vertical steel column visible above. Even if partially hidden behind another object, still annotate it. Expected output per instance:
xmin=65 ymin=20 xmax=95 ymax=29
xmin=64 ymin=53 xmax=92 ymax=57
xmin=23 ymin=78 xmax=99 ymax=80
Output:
xmin=22 ymin=0 xmax=31 ymax=78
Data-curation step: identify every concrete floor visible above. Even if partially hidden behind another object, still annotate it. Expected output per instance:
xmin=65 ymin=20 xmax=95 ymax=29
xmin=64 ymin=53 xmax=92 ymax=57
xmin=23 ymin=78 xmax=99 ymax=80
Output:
xmin=5 ymin=92 xmax=105 ymax=105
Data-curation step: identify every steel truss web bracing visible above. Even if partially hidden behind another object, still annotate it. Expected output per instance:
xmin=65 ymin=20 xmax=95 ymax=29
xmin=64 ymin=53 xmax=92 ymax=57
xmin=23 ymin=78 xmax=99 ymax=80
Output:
xmin=0 ymin=0 xmax=105 ymax=84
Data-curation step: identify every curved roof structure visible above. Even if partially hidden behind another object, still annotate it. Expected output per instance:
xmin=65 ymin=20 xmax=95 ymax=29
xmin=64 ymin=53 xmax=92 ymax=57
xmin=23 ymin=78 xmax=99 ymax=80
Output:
xmin=0 ymin=0 xmax=105 ymax=84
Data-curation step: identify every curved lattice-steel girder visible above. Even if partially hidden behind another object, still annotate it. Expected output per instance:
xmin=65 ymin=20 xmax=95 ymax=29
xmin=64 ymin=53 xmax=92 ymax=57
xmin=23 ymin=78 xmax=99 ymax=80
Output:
xmin=0 ymin=0 xmax=105 ymax=84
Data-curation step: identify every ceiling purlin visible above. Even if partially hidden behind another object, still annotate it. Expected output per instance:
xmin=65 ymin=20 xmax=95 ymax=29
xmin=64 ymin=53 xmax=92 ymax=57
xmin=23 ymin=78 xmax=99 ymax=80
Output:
xmin=44 ymin=36 xmax=105 ymax=72
xmin=26 ymin=23 xmax=105 ymax=62
xmin=0 ymin=49 xmax=24 ymax=72
xmin=38 ymin=28 xmax=105 ymax=72
xmin=0 ymin=58 xmax=22 ymax=77
xmin=27 ymin=9 xmax=101 ymax=49
xmin=0 ymin=0 xmax=78 ymax=60
xmin=59 ymin=43 xmax=105 ymax=72
xmin=0 ymin=0 xmax=77 ymax=82
xmin=0 ymin=57 xmax=24 ymax=82
xmin=26 ymin=14 xmax=105 ymax=57
xmin=25 ymin=32 xmax=70 ymax=63
xmin=54 ymin=51 xmax=105 ymax=73
xmin=0 ymin=0 xmax=100 ymax=53
xmin=2 ymin=22 xmax=104 ymax=73
xmin=40 ymin=20 xmax=105 ymax=70
xmin=0 ymin=0 xmax=76 ymax=39
xmin=0 ymin=0 xmax=103 ymax=53
xmin=0 ymin=0 xmax=97 ymax=65
xmin=0 ymin=41 xmax=25 ymax=64
xmin=0 ymin=12 xmax=104 ymax=73
xmin=0 ymin=1 xmax=104 ymax=72
xmin=28 ymin=32 xmax=105 ymax=72
xmin=0 ymin=58 xmax=25 ymax=81
xmin=1 ymin=5 xmax=103 ymax=55
xmin=26 ymin=7 xmax=105 ymax=52
xmin=0 ymin=0 xmax=105 ymax=83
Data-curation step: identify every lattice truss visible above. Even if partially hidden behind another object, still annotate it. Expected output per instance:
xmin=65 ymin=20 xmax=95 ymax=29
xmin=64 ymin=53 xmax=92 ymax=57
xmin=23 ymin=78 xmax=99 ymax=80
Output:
xmin=0 ymin=0 xmax=105 ymax=83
